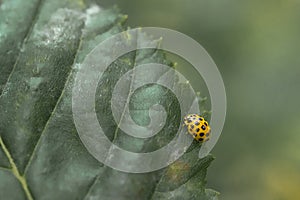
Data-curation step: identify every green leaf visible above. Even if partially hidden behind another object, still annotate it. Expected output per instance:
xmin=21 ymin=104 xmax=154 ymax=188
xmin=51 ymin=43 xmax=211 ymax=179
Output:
xmin=151 ymin=152 xmax=219 ymax=200
xmin=0 ymin=169 xmax=26 ymax=200
xmin=0 ymin=0 xmax=41 ymax=94
xmin=0 ymin=0 xmax=218 ymax=199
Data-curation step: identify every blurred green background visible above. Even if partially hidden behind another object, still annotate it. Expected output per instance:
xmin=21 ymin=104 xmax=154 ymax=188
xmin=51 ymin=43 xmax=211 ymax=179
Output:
xmin=99 ymin=0 xmax=300 ymax=199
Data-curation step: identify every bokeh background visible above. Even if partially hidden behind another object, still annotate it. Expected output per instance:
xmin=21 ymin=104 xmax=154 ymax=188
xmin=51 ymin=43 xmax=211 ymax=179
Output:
xmin=99 ymin=0 xmax=300 ymax=199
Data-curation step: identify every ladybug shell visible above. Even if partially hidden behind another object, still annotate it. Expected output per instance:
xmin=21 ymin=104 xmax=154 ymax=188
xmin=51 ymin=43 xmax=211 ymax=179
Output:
xmin=183 ymin=114 xmax=210 ymax=142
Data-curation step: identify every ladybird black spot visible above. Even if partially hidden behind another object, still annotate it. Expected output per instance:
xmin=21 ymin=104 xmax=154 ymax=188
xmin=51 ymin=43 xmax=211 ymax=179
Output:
xmin=200 ymin=132 xmax=205 ymax=137
xmin=189 ymin=129 xmax=193 ymax=132
xmin=201 ymin=125 xmax=206 ymax=130
xmin=204 ymin=122 xmax=208 ymax=126
xmin=191 ymin=125 xmax=194 ymax=129
xmin=206 ymin=133 xmax=210 ymax=136
xmin=193 ymin=133 xmax=197 ymax=137
xmin=195 ymin=121 xmax=200 ymax=126
xmin=187 ymin=119 xmax=192 ymax=123
xmin=193 ymin=118 xmax=196 ymax=120
xmin=196 ymin=128 xmax=200 ymax=132
xmin=199 ymin=138 xmax=204 ymax=141
xmin=199 ymin=118 xmax=203 ymax=121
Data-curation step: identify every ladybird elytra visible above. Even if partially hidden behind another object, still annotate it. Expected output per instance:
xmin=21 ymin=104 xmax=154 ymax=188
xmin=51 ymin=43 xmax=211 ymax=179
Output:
xmin=183 ymin=114 xmax=210 ymax=142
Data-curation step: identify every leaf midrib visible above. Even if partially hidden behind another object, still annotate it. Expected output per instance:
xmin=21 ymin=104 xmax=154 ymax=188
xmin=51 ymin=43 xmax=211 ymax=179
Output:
xmin=0 ymin=0 xmax=43 ymax=199
xmin=0 ymin=136 xmax=33 ymax=200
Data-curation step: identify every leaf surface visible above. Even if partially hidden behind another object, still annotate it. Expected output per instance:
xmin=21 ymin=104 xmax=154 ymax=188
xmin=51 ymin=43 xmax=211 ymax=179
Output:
xmin=0 ymin=1 xmax=218 ymax=199
xmin=0 ymin=0 xmax=41 ymax=94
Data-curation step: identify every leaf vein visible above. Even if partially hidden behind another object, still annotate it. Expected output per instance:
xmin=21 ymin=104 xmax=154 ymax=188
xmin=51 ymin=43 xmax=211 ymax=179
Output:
xmin=0 ymin=0 xmax=43 ymax=97
xmin=23 ymin=19 xmax=86 ymax=176
xmin=81 ymin=31 xmax=140 ymax=200
xmin=0 ymin=136 xmax=33 ymax=200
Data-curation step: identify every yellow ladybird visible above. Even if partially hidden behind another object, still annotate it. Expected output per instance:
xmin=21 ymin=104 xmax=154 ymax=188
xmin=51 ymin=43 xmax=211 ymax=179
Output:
xmin=183 ymin=114 xmax=211 ymax=142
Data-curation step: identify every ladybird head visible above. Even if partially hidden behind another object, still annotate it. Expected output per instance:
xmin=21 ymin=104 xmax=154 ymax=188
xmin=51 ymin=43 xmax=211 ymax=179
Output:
xmin=183 ymin=114 xmax=194 ymax=126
